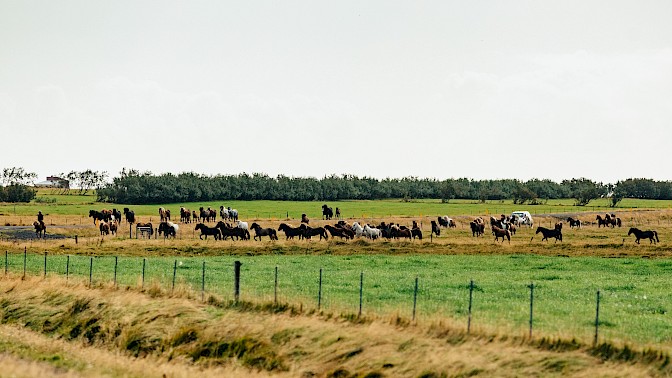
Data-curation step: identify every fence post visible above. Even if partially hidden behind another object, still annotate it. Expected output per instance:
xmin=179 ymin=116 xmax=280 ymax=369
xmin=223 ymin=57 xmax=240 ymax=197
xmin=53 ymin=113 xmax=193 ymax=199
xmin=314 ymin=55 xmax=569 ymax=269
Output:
xmin=114 ymin=256 xmax=118 ymax=288
xmin=234 ymin=261 xmax=242 ymax=302
xmin=274 ymin=266 xmax=278 ymax=305
xmin=141 ymin=258 xmax=146 ymax=288
xmin=44 ymin=251 xmax=47 ymax=277
xmin=201 ymin=261 xmax=206 ymax=302
xmin=66 ymin=255 xmax=70 ymax=280
xmin=88 ymin=257 xmax=93 ymax=287
xmin=318 ymin=268 xmax=323 ymax=310
xmin=129 ymin=223 xmax=132 ymax=239
xmin=358 ymin=271 xmax=364 ymax=318
xmin=529 ymin=282 xmax=534 ymax=339
xmin=467 ymin=280 xmax=474 ymax=334
xmin=594 ymin=290 xmax=601 ymax=346
xmin=22 ymin=247 xmax=26 ymax=280
xmin=412 ymin=276 xmax=419 ymax=322
xmin=172 ymin=260 xmax=177 ymax=293
xmin=4 ymin=250 xmax=7 ymax=276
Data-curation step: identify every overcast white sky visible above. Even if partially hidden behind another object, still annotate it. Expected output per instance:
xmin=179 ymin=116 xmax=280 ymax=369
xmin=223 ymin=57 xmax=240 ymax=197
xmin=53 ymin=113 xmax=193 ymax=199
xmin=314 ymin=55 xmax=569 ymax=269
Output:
xmin=1 ymin=1 xmax=670 ymax=184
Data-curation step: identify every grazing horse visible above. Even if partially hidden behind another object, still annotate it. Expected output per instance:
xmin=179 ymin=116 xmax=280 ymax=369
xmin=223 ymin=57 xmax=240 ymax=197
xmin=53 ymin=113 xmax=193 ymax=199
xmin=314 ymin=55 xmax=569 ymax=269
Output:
xmin=195 ymin=223 xmax=221 ymax=240
xmin=250 ymin=222 xmax=278 ymax=241
xmin=32 ymin=221 xmax=46 ymax=238
xmin=567 ymin=217 xmax=581 ymax=229
xmin=535 ymin=227 xmax=562 ymax=242
xmin=390 ymin=226 xmax=413 ymax=240
xmin=596 ymin=215 xmax=609 ymax=228
xmin=470 ymin=221 xmax=485 ymax=237
xmin=299 ymin=224 xmax=328 ymax=240
xmin=491 ymin=226 xmax=511 ymax=243
xmin=123 ymin=208 xmax=136 ymax=224
xmin=431 ymin=220 xmax=441 ymax=236
xmin=99 ymin=221 xmax=110 ymax=235
xmin=301 ymin=213 xmax=309 ymax=224
xmin=158 ymin=221 xmax=179 ymax=238
xmin=278 ymin=223 xmax=304 ymax=240
xmin=325 ymin=225 xmax=353 ymax=239
xmin=628 ymin=228 xmax=659 ymax=244
xmin=437 ymin=216 xmax=449 ymax=227
xmin=322 ymin=204 xmax=334 ymax=220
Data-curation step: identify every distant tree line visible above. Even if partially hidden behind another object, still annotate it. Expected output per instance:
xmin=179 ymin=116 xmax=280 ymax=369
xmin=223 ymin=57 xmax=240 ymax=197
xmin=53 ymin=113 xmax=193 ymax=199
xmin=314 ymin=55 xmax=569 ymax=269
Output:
xmin=95 ymin=169 xmax=672 ymax=206
xmin=0 ymin=167 xmax=37 ymax=203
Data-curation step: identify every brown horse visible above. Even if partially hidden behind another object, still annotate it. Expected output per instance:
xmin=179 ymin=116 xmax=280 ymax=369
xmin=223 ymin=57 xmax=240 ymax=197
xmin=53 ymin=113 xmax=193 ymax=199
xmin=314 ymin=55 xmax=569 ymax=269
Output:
xmin=99 ymin=221 xmax=110 ymax=235
xmin=32 ymin=221 xmax=46 ymax=238
xmin=492 ymin=226 xmax=510 ymax=243
xmin=596 ymin=215 xmax=609 ymax=228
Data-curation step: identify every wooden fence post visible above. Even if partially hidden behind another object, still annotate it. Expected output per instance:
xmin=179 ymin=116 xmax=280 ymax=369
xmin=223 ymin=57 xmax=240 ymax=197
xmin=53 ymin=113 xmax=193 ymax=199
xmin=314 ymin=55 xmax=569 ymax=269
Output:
xmin=234 ymin=261 xmax=242 ymax=302
xmin=529 ymin=282 xmax=534 ymax=339
xmin=201 ymin=261 xmax=206 ymax=302
xmin=114 ymin=256 xmax=118 ymax=288
xmin=172 ymin=260 xmax=177 ymax=293
xmin=274 ymin=266 xmax=278 ymax=305
xmin=22 ymin=247 xmax=26 ymax=280
xmin=88 ymin=257 xmax=93 ymax=287
xmin=594 ymin=290 xmax=601 ymax=346
xmin=467 ymin=280 xmax=474 ymax=334
xmin=66 ymin=255 xmax=70 ymax=280
xmin=44 ymin=251 xmax=47 ymax=277
xmin=412 ymin=276 xmax=419 ymax=322
xmin=358 ymin=272 xmax=364 ymax=318
xmin=318 ymin=268 xmax=323 ymax=310
xmin=141 ymin=258 xmax=146 ymax=288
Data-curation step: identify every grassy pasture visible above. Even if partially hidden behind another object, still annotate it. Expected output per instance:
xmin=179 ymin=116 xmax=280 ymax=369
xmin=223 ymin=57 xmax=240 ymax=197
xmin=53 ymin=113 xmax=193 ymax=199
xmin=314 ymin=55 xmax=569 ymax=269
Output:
xmin=3 ymin=190 xmax=672 ymax=359
xmin=6 ymin=244 xmax=672 ymax=351
xmin=1 ymin=189 xmax=672 ymax=222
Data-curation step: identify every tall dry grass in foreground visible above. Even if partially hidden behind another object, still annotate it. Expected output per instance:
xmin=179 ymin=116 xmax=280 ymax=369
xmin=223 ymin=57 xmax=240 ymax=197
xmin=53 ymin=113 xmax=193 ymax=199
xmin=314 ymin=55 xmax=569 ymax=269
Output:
xmin=0 ymin=275 xmax=668 ymax=377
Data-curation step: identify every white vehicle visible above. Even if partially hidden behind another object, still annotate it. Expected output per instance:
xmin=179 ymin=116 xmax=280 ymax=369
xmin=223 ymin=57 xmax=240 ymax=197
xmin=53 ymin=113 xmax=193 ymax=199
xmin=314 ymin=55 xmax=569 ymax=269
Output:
xmin=511 ymin=211 xmax=533 ymax=227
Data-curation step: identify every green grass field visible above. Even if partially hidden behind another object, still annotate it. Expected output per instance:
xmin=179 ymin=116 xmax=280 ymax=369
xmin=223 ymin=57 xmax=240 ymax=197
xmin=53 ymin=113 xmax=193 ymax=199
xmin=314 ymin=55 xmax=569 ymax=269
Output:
xmin=7 ymin=249 xmax=672 ymax=350
xmin=2 ymin=189 xmax=672 ymax=219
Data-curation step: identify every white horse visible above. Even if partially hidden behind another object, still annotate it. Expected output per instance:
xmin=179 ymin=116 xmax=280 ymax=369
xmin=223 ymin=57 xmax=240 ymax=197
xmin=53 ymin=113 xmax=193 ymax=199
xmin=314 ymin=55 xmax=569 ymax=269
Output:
xmin=351 ymin=222 xmax=364 ymax=237
xmin=236 ymin=220 xmax=248 ymax=230
xmin=363 ymin=225 xmax=381 ymax=240
xmin=167 ymin=221 xmax=179 ymax=233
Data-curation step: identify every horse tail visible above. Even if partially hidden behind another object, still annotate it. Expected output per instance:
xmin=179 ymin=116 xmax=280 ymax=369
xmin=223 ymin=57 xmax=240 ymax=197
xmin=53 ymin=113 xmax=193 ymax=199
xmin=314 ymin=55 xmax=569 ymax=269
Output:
xmin=654 ymin=231 xmax=659 ymax=243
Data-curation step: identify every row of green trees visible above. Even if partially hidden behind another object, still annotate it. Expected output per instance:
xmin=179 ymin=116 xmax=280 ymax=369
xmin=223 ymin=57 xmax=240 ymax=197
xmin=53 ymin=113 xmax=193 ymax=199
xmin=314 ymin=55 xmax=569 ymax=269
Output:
xmin=94 ymin=169 xmax=672 ymax=206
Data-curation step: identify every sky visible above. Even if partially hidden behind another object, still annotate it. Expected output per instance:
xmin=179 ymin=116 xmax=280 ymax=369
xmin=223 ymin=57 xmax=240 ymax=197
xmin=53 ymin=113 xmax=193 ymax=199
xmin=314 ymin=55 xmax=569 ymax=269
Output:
xmin=1 ymin=1 xmax=671 ymax=184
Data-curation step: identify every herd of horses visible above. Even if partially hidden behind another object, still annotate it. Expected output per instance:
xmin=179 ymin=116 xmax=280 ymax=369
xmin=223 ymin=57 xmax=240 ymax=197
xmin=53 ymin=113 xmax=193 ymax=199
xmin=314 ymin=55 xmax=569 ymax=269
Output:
xmin=78 ymin=206 xmax=662 ymax=245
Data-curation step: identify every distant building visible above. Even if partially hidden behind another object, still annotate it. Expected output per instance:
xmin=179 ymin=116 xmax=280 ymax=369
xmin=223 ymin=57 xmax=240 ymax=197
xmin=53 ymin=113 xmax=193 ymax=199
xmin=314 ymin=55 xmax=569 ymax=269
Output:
xmin=34 ymin=176 xmax=69 ymax=188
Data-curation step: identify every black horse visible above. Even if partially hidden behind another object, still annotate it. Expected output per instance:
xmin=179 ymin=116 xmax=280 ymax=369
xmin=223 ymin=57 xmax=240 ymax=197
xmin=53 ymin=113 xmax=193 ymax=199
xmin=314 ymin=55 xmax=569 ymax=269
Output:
xmin=158 ymin=222 xmax=177 ymax=238
xmin=299 ymin=224 xmax=328 ymax=240
xmin=112 ymin=208 xmax=122 ymax=224
xmin=195 ymin=223 xmax=221 ymax=240
xmin=470 ymin=221 xmax=484 ymax=237
xmin=567 ymin=217 xmax=581 ymax=229
xmin=324 ymin=225 xmax=353 ymax=240
xmin=628 ymin=227 xmax=659 ymax=244
xmin=250 ymin=222 xmax=278 ymax=241
xmin=123 ymin=208 xmax=136 ymax=224
xmin=278 ymin=223 xmax=304 ymax=240
xmin=322 ymin=204 xmax=334 ymax=220
xmin=88 ymin=210 xmax=110 ymax=225
xmin=431 ymin=220 xmax=441 ymax=237
xmin=335 ymin=207 xmax=341 ymax=219
xmin=216 ymin=221 xmax=249 ymax=240
xmin=535 ymin=227 xmax=562 ymax=242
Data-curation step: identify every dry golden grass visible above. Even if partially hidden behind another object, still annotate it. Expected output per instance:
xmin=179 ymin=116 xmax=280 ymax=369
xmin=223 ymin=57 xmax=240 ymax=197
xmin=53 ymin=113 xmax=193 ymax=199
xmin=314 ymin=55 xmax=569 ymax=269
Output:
xmin=1 ymin=209 xmax=670 ymax=259
xmin=0 ymin=275 xmax=667 ymax=377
